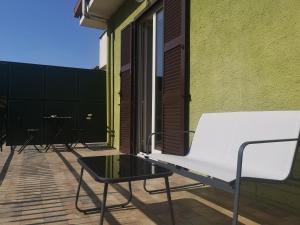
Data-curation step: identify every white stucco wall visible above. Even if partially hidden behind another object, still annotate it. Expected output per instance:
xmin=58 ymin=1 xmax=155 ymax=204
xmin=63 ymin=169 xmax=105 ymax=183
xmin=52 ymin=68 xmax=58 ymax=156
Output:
xmin=99 ymin=32 xmax=107 ymax=70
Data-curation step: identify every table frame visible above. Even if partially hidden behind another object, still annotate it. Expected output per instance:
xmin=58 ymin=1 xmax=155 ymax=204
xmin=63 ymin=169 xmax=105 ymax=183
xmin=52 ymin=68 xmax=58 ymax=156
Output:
xmin=75 ymin=158 xmax=175 ymax=225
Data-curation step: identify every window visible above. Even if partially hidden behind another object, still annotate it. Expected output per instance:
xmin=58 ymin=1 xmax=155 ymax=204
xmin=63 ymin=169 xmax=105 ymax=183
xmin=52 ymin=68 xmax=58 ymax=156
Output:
xmin=122 ymin=0 xmax=187 ymax=155
xmin=152 ymin=9 xmax=164 ymax=150
xmin=136 ymin=7 xmax=164 ymax=152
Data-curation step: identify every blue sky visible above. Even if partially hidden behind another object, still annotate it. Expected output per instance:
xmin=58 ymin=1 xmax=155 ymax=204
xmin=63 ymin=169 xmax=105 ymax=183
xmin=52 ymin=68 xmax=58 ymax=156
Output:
xmin=0 ymin=1 xmax=103 ymax=69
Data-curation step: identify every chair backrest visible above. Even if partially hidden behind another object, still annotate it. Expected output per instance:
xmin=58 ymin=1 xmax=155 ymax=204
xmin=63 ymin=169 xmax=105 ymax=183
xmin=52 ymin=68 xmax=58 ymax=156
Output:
xmin=188 ymin=111 xmax=300 ymax=180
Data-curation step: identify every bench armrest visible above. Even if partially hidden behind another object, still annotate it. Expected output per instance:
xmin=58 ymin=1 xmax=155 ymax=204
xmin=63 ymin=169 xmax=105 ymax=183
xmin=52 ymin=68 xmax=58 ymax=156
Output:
xmin=235 ymin=138 xmax=300 ymax=183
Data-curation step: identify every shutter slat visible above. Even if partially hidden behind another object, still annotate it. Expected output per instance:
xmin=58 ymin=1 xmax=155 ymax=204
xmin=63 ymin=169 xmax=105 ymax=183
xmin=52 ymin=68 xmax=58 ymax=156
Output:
xmin=120 ymin=24 xmax=134 ymax=154
xmin=162 ymin=0 xmax=187 ymax=155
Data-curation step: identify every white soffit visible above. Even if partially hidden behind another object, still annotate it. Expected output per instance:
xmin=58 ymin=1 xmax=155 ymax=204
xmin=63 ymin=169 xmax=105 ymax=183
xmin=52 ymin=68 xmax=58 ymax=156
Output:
xmin=80 ymin=16 xmax=107 ymax=29
xmin=88 ymin=0 xmax=127 ymax=19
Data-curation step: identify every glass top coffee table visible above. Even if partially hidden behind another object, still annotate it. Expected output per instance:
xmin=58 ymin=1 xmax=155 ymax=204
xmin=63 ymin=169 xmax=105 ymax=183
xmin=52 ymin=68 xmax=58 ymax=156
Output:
xmin=75 ymin=154 xmax=175 ymax=225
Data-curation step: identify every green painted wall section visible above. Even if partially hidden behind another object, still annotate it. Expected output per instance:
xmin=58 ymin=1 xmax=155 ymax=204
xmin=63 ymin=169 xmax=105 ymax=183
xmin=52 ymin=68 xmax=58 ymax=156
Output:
xmin=107 ymin=1 xmax=150 ymax=148
xmin=107 ymin=0 xmax=300 ymax=212
xmin=189 ymin=0 xmax=300 ymax=131
xmin=189 ymin=0 xmax=300 ymax=212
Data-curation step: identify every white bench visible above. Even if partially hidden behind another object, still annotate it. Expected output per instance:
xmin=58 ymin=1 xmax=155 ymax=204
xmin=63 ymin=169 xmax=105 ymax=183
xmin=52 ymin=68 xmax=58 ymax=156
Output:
xmin=138 ymin=111 xmax=300 ymax=225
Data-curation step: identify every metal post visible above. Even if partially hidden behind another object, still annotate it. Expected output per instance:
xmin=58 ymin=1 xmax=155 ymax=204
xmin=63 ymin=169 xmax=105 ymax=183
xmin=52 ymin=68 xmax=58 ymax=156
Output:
xmin=232 ymin=181 xmax=240 ymax=225
xmin=232 ymin=143 xmax=245 ymax=225
xmin=100 ymin=183 xmax=108 ymax=225
xmin=164 ymin=176 xmax=175 ymax=225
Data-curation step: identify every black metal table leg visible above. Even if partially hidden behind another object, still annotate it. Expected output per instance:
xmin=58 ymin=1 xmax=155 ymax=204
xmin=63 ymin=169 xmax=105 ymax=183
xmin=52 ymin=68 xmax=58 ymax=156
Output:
xmin=76 ymin=168 xmax=133 ymax=214
xmin=64 ymin=143 xmax=73 ymax=151
xmin=164 ymin=176 xmax=175 ymax=225
xmin=122 ymin=181 xmax=132 ymax=207
xmin=100 ymin=183 xmax=108 ymax=225
xmin=46 ymin=126 xmax=64 ymax=152
xmin=45 ymin=144 xmax=51 ymax=152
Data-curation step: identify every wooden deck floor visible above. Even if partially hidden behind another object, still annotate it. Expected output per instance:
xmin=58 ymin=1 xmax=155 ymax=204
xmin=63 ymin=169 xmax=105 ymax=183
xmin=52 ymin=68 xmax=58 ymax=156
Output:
xmin=0 ymin=146 xmax=299 ymax=225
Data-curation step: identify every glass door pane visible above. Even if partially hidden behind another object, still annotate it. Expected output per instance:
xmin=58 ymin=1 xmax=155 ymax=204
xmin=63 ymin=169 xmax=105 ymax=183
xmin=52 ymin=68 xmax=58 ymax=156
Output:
xmin=152 ymin=9 xmax=164 ymax=150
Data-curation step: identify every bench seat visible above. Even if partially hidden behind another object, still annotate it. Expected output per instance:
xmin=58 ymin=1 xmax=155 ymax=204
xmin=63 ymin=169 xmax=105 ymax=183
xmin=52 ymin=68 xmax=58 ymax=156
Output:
xmin=143 ymin=152 xmax=236 ymax=182
xmin=143 ymin=150 xmax=295 ymax=183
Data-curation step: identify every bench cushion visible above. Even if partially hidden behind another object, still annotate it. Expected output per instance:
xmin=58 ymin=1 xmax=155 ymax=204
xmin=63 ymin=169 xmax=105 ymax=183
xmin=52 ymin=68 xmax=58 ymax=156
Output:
xmin=146 ymin=111 xmax=300 ymax=182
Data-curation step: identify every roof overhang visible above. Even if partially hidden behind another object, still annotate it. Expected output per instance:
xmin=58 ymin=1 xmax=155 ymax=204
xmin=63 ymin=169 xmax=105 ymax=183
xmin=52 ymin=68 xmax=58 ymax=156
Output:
xmin=74 ymin=0 xmax=127 ymax=29
xmin=73 ymin=0 xmax=82 ymax=18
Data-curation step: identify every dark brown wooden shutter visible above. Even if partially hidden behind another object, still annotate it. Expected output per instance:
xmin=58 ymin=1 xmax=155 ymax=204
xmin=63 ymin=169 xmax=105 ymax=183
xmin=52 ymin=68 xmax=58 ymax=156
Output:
xmin=162 ymin=0 xmax=187 ymax=155
xmin=120 ymin=24 xmax=134 ymax=154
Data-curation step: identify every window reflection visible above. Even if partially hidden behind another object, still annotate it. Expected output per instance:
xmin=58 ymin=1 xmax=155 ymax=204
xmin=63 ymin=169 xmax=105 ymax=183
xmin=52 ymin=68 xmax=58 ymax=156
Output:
xmin=155 ymin=9 xmax=164 ymax=149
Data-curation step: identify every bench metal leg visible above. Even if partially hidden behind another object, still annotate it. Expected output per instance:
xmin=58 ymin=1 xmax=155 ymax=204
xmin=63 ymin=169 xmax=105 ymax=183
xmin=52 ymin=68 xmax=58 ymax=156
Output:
xmin=143 ymin=179 xmax=203 ymax=194
xmin=232 ymin=181 xmax=241 ymax=225
xmin=164 ymin=176 xmax=175 ymax=225
xmin=75 ymin=167 xmax=133 ymax=214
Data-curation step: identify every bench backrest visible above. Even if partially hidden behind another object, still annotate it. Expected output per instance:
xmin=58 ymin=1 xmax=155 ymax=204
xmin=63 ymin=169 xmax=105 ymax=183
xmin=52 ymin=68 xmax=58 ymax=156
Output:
xmin=188 ymin=111 xmax=300 ymax=180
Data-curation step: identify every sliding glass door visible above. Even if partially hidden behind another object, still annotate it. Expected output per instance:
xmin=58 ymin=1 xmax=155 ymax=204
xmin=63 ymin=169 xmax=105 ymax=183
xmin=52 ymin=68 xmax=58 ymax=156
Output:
xmin=136 ymin=8 xmax=164 ymax=153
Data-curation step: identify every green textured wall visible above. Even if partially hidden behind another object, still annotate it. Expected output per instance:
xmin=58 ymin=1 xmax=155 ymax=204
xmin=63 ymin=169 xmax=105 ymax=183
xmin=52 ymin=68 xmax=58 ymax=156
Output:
xmin=107 ymin=1 xmax=150 ymax=148
xmin=108 ymin=0 xmax=300 ymax=212
xmin=189 ymin=0 xmax=300 ymax=213
xmin=189 ymin=0 xmax=300 ymax=129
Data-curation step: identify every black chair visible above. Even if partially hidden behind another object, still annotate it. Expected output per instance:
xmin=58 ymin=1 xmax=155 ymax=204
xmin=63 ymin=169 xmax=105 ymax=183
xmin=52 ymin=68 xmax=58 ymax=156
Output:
xmin=71 ymin=114 xmax=92 ymax=149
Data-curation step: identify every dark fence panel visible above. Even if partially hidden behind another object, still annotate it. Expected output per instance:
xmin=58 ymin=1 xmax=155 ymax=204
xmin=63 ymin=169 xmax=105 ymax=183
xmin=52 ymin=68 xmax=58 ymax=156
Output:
xmin=1 ymin=61 xmax=106 ymax=146
xmin=79 ymin=102 xmax=107 ymax=143
xmin=7 ymin=100 xmax=44 ymax=145
xmin=0 ymin=62 xmax=8 ymax=147
xmin=45 ymin=67 xmax=78 ymax=101
xmin=10 ymin=63 xmax=44 ymax=99
xmin=79 ymin=69 xmax=106 ymax=101
xmin=0 ymin=62 xmax=8 ymax=98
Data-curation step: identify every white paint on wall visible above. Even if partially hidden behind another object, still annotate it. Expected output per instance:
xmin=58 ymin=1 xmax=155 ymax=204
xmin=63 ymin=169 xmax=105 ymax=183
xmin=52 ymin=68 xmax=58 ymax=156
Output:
xmin=99 ymin=32 xmax=107 ymax=70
